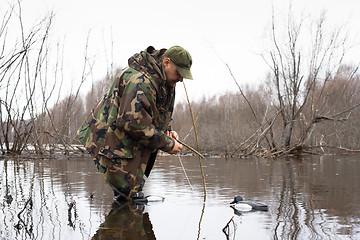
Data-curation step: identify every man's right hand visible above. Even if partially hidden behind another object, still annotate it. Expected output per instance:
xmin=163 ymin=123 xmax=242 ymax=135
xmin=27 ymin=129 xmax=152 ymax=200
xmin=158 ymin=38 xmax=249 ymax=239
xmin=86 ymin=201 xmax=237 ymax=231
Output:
xmin=168 ymin=139 xmax=183 ymax=154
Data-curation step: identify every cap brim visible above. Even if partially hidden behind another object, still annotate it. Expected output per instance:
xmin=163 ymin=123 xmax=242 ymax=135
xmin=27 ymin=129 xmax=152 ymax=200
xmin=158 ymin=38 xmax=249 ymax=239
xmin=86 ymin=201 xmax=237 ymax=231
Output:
xmin=177 ymin=66 xmax=193 ymax=80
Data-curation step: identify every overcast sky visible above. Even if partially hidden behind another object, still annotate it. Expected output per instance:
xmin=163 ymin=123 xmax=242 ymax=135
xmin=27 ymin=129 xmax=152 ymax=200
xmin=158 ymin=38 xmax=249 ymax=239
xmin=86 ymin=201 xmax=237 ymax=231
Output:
xmin=4 ymin=0 xmax=360 ymax=102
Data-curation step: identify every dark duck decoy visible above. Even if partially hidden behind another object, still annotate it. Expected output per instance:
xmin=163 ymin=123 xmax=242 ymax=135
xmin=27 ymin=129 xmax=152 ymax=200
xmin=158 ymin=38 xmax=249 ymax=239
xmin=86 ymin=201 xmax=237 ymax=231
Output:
xmin=230 ymin=196 xmax=268 ymax=212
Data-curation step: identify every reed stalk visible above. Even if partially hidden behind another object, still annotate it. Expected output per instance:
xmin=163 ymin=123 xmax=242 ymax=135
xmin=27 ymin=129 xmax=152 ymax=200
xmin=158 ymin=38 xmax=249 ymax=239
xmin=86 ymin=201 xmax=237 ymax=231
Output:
xmin=182 ymin=81 xmax=206 ymax=199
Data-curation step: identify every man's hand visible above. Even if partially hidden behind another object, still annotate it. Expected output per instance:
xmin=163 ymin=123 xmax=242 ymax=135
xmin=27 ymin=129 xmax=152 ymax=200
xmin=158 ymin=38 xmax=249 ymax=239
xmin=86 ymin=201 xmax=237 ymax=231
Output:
xmin=166 ymin=130 xmax=178 ymax=140
xmin=166 ymin=131 xmax=183 ymax=154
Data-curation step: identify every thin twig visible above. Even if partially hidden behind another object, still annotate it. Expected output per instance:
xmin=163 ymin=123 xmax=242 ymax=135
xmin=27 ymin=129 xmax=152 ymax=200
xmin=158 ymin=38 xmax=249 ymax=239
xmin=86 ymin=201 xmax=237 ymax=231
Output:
xmin=177 ymin=155 xmax=194 ymax=191
xmin=182 ymin=81 xmax=206 ymax=199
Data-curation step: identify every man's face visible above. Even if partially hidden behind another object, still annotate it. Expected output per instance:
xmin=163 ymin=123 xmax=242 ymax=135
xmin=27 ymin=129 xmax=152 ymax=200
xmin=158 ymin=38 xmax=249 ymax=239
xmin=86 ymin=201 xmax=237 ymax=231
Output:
xmin=163 ymin=58 xmax=183 ymax=87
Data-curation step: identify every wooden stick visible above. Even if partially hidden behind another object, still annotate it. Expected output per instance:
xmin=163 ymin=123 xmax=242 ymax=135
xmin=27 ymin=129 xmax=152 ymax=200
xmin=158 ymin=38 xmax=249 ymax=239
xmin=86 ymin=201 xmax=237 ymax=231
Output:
xmin=176 ymin=139 xmax=206 ymax=160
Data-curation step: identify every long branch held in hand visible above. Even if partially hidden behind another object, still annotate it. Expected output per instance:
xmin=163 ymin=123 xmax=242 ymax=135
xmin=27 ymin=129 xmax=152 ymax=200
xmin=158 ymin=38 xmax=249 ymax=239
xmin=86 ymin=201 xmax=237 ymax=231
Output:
xmin=176 ymin=139 xmax=206 ymax=160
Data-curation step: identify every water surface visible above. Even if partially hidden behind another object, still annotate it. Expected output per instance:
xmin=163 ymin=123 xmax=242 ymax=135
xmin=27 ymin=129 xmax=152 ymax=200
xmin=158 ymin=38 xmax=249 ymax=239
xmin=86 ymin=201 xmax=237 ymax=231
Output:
xmin=1 ymin=154 xmax=359 ymax=239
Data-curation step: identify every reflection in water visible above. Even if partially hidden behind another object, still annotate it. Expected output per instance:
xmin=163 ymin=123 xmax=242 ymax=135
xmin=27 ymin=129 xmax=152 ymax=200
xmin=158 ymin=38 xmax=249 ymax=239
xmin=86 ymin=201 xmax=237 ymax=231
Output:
xmin=1 ymin=154 xmax=360 ymax=239
xmin=222 ymin=216 xmax=235 ymax=239
xmin=0 ymin=156 xmax=114 ymax=240
xmin=274 ymin=158 xmax=301 ymax=239
xmin=197 ymin=202 xmax=206 ymax=240
xmin=92 ymin=202 xmax=155 ymax=240
xmin=14 ymin=197 xmax=34 ymax=239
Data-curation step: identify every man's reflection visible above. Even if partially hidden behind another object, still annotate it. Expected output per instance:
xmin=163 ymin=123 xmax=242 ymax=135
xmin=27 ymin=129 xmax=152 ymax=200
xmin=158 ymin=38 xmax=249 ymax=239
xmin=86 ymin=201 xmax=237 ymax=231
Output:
xmin=92 ymin=201 xmax=156 ymax=240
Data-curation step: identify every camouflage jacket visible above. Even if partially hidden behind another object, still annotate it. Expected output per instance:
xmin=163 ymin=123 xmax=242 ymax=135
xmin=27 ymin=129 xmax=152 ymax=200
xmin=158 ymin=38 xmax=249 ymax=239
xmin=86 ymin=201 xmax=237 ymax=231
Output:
xmin=78 ymin=46 xmax=175 ymax=161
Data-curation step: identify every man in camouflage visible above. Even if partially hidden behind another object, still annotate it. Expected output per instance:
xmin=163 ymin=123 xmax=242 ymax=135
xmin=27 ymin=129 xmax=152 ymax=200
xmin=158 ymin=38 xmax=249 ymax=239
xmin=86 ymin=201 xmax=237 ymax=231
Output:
xmin=78 ymin=46 xmax=193 ymax=202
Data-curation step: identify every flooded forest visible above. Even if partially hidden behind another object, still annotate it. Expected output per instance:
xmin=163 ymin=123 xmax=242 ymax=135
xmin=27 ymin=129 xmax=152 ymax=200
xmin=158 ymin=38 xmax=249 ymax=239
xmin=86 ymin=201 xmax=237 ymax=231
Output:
xmin=1 ymin=7 xmax=360 ymax=158
xmin=1 ymin=1 xmax=360 ymax=239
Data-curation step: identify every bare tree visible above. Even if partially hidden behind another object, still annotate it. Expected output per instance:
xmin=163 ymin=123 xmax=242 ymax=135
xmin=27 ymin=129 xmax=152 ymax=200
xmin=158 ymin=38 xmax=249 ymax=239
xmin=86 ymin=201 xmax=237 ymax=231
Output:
xmin=0 ymin=1 xmax=54 ymax=154
xmin=0 ymin=1 xmax=93 ymax=155
xmin=171 ymin=10 xmax=360 ymax=157
xmin=261 ymin=9 xmax=360 ymax=155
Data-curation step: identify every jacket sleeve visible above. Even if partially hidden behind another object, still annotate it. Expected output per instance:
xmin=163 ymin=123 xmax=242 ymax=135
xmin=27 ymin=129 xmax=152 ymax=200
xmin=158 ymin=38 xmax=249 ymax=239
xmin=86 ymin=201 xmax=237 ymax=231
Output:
xmin=117 ymin=77 xmax=174 ymax=152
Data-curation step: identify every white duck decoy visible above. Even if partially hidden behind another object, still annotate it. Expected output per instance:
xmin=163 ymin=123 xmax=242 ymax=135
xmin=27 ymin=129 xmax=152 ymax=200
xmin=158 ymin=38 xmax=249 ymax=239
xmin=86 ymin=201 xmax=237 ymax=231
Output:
xmin=133 ymin=195 xmax=165 ymax=204
xmin=230 ymin=196 xmax=268 ymax=212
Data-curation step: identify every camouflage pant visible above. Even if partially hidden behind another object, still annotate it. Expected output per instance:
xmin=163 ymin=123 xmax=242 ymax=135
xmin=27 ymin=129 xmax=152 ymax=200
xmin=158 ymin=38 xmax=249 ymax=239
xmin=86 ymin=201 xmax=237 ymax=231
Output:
xmin=96 ymin=155 xmax=147 ymax=200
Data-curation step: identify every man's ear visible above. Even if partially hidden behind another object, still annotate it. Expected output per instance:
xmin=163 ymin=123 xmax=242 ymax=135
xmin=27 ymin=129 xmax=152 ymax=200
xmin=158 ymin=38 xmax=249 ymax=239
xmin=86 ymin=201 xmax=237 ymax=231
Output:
xmin=163 ymin=57 xmax=171 ymax=66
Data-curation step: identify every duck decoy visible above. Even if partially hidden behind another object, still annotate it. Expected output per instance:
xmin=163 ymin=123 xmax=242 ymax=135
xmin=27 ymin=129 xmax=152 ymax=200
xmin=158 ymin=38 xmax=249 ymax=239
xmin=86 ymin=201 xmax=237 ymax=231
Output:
xmin=230 ymin=195 xmax=268 ymax=212
xmin=133 ymin=195 xmax=165 ymax=204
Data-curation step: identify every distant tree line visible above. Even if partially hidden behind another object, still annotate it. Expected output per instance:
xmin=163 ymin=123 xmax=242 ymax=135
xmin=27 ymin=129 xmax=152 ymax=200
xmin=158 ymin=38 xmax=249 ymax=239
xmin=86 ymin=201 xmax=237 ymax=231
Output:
xmin=1 ymin=2 xmax=359 ymax=157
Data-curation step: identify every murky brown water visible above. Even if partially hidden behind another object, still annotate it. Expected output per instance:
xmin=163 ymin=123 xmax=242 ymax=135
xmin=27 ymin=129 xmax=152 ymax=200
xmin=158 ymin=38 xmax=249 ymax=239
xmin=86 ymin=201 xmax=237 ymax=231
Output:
xmin=1 ymin=154 xmax=360 ymax=239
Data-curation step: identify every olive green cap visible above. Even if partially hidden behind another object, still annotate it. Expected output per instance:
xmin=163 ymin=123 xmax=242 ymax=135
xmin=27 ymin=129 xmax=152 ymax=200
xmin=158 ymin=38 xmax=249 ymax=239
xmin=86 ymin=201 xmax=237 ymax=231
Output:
xmin=164 ymin=46 xmax=193 ymax=80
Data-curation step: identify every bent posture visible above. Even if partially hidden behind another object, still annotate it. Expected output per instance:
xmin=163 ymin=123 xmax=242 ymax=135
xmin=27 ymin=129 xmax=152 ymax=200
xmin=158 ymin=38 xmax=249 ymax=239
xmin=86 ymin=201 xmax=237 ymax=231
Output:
xmin=78 ymin=46 xmax=193 ymax=201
